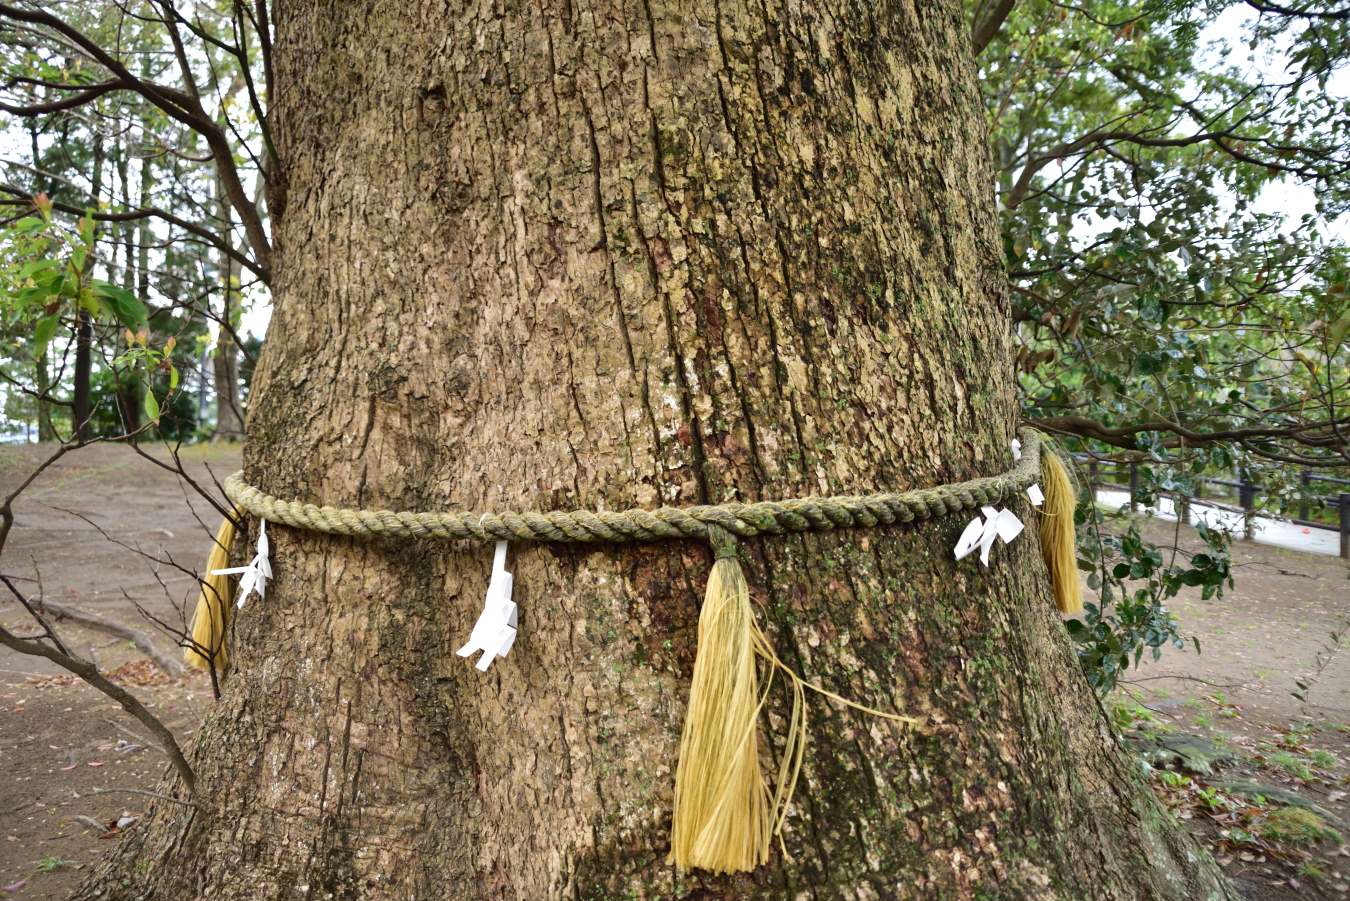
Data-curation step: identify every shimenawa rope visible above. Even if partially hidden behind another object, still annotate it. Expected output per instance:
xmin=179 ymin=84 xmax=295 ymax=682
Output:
xmin=220 ymin=430 xmax=1048 ymax=543
xmin=186 ymin=428 xmax=1081 ymax=874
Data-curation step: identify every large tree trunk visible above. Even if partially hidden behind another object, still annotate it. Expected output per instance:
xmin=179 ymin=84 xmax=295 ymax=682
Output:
xmin=80 ymin=3 xmax=1232 ymax=899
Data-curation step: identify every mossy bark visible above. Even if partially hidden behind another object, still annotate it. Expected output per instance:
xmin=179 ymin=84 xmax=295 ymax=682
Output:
xmin=77 ymin=1 xmax=1234 ymax=899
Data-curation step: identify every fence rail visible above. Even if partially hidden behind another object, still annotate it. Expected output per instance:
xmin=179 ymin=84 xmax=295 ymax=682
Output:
xmin=1076 ymin=458 xmax=1350 ymax=560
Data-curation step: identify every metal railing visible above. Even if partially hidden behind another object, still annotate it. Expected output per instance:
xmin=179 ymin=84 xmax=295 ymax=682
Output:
xmin=1078 ymin=458 xmax=1350 ymax=559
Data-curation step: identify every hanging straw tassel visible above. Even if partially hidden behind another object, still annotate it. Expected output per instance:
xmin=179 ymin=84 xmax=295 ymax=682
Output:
xmin=184 ymin=508 xmax=240 ymax=672
xmin=1038 ymin=449 xmax=1083 ymax=615
xmin=668 ymin=527 xmax=923 ymax=872
xmin=668 ymin=526 xmax=775 ymax=873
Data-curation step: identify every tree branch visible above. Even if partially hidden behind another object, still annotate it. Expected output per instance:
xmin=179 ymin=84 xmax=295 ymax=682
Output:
xmin=0 ymin=624 xmax=195 ymax=793
xmin=35 ymin=597 xmax=184 ymax=677
xmin=0 ymin=3 xmax=273 ymax=277
xmin=972 ymin=0 xmax=1017 ymax=56
xmin=1028 ymin=414 xmax=1349 ymax=460
xmin=0 ymin=80 xmax=118 ymax=115
xmin=1244 ymin=0 xmax=1350 ymax=20
xmin=0 ymin=184 xmax=265 ymax=281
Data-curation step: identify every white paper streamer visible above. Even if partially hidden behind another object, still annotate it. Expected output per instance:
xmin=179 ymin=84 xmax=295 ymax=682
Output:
xmin=953 ymin=506 xmax=1025 ymax=567
xmin=953 ymin=516 xmax=986 ymax=561
xmin=994 ymin=507 xmax=1024 ymax=544
xmin=1011 ymin=438 xmax=1022 ymax=461
xmin=457 ymin=541 xmax=517 ymax=672
xmin=210 ymin=519 xmax=272 ymax=609
xmin=977 ymin=505 xmax=1000 ymax=564
xmin=1026 ymin=483 xmax=1045 ymax=507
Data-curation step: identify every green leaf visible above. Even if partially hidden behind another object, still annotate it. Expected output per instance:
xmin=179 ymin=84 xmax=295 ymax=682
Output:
xmin=17 ymin=259 xmax=58 ymax=281
xmin=77 ymin=287 xmax=100 ymax=316
xmin=93 ymin=283 xmax=148 ymax=329
xmin=11 ymin=216 xmax=45 ymax=235
xmin=168 ymin=364 xmax=179 ymax=391
xmin=143 ymin=390 xmax=160 ymax=423
xmin=14 ymin=283 xmax=56 ymax=308
xmin=33 ymin=314 xmax=60 ymax=354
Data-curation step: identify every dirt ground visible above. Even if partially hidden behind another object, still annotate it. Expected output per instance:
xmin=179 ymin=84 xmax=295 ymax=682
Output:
xmin=0 ymin=442 xmax=236 ymax=900
xmin=0 ymin=442 xmax=1347 ymax=899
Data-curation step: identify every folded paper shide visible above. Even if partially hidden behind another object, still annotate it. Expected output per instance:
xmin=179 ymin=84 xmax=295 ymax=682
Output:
xmin=953 ymin=504 xmax=1024 ymax=566
xmin=457 ymin=541 xmax=517 ymax=671
xmin=211 ymin=518 xmax=271 ymax=608
xmin=185 ymin=429 xmax=1081 ymax=873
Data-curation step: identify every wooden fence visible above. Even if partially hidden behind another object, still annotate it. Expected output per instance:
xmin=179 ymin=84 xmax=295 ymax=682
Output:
xmin=1079 ymin=459 xmax=1350 ymax=559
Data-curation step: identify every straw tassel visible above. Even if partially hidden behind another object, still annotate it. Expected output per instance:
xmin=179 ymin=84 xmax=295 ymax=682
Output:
xmin=668 ymin=526 xmax=775 ymax=872
xmin=1038 ymin=449 xmax=1083 ymax=615
xmin=184 ymin=508 xmax=240 ymax=672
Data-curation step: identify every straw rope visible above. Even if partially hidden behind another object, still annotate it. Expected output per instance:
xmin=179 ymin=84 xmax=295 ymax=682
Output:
xmin=222 ymin=430 xmax=1043 ymax=545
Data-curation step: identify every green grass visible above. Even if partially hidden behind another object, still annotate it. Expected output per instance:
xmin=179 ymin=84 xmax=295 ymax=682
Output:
xmin=1256 ymin=806 xmax=1341 ymax=846
xmin=1298 ymin=860 xmax=1327 ymax=881
xmin=36 ymin=856 xmax=77 ymax=873
xmin=1107 ymin=696 xmax=1162 ymax=732
xmin=1266 ymin=750 xmax=1315 ymax=781
xmin=1156 ymin=770 xmax=1191 ymax=789
xmin=1309 ymin=749 xmax=1338 ymax=769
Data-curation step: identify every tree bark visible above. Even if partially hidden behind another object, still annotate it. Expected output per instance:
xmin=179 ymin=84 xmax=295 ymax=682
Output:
xmin=72 ymin=134 xmax=104 ymax=442
xmin=79 ymin=2 xmax=1233 ymax=899
xmin=34 ymin=350 xmax=57 ymax=442
xmin=211 ymin=88 xmax=247 ymax=442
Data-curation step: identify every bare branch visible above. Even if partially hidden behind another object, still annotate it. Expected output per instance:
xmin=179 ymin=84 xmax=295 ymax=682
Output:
xmin=34 ymin=597 xmax=184 ymax=677
xmin=1244 ymin=0 xmax=1350 ymax=20
xmin=0 ymin=79 xmax=118 ymax=115
xmin=0 ymin=623 xmax=195 ymax=793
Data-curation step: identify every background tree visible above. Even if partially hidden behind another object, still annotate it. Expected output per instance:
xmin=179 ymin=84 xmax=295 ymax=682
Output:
xmin=975 ymin=0 xmax=1348 ymax=463
xmin=0 ymin=0 xmax=268 ymax=442
xmin=970 ymin=0 xmax=1349 ymax=687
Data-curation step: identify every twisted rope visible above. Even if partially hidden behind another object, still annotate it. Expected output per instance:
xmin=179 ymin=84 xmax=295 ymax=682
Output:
xmin=223 ymin=430 xmax=1043 ymax=545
